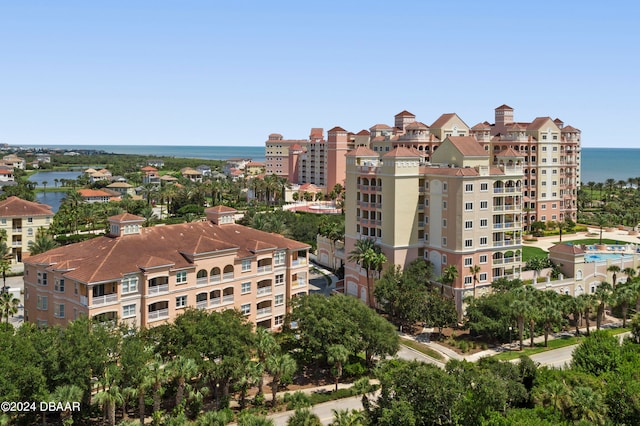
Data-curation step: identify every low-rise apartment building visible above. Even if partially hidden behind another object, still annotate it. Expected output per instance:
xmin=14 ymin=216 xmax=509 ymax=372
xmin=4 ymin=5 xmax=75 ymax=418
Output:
xmin=0 ymin=196 xmax=54 ymax=264
xmin=24 ymin=206 xmax=310 ymax=329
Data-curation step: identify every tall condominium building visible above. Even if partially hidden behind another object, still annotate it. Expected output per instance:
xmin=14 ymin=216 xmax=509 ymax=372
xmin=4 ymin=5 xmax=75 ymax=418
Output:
xmin=269 ymin=105 xmax=580 ymax=227
xmin=344 ymin=137 xmax=525 ymax=311
xmin=24 ymin=206 xmax=310 ymax=329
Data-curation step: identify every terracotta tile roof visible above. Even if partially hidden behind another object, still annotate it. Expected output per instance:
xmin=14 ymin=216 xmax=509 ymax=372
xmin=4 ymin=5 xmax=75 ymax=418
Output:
xmin=27 ymin=218 xmax=309 ymax=284
xmin=106 ymin=182 xmax=133 ymax=188
xmin=160 ymin=175 xmax=178 ymax=181
xmin=405 ymin=121 xmax=429 ymax=130
xmin=506 ymin=122 xmax=527 ymax=130
xmin=290 ymin=143 xmax=304 ymax=151
xmin=527 ymin=117 xmax=554 ymax=131
xmin=356 ymin=129 xmax=371 ymax=136
xmin=471 ymin=122 xmax=491 ymax=130
xmin=328 ymin=126 xmax=347 ymax=133
xmin=246 ymin=162 xmax=265 ymax=167
xmin=78 ymin=189 xmax=112 ymax=198
xmin=309 ymin=128 xmax=324 ymax=138
xmin=0 ymin=196 xmax=53 ymax=217
xmin=371 ymin=136 xmax=385 ymax=142
xmin=299 ymin=183 xmax=320 ymax=192
xmin=346 ymin=147 xmax=378 ymax=157
xmin=206 ymin=205 xmax=237 ymax=213
xmin=554 ymin=118 xmax=564 ymax=126
xmin=495 ymin=104 xmax=513 ymax=110
xmin=84 ymin=168 xmax=98 ymax=173
xmin=370 ymin=124 xmax=392 ymax=130
xmin=495 ymin=147 xmax=522 ymax=157
xmin=395 ymin=110 xmax=415 ymax=117
xmin=383 ymin=147 xmax=422 ymax=158
xmin=110 ymin=213 xmax=144 ymax=222
xmin=420 ymin=166 xmax=480 ymax=176
xmin=447 ymin=136 xmax=488 ymax=157
xmin=549 ymin=243 xmax=585 ymax=255
xmin=561 ymin=125 xmax=580 ymax=132
xmin=141 ymin=166 xmax=158 ymax=172
xmin=430 ymin=113 xmax=456 ymax=128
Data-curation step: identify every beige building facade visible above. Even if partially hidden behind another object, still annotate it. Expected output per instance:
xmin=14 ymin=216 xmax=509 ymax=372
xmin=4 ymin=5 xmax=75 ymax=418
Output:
xmin=0 ymin=196 xmax=54 ymax=264
xmin=24 ymin=206 xmax=310 ymax=329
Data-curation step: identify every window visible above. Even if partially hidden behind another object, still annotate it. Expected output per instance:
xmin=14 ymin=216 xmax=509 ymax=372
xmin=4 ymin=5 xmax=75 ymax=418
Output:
xmin=542 ymin=158 xmax=547 ymax=163
xmin=176 ymin=295 xmax=187 ymax=308
xmin=480 ymin=183 xmax=488 ymax=191
xmin=74 ymin=283 xmax=78 ymax=295
xmin=464 ymin=276 xmax=473 ymax=285
xmin=552 ymin=181 xmax=557 ymax=186
xmin=479 ymin=255 xmax=488 ymax=264
xmin=54 ymin=303 xmax=65 ymax=318
xmin=27 ymin=228 xmax=33 ymax=236
xmin=464 ymin=239 xmax=473 ymax=248
xmin=241 ymin=282 xmax=251 ymax=294
xmin=176 ymin=271 xmax=187 ymax=284
xmin=541 ymin=204 xmax=546 ymax=210
xmin=37 ymin=295 xmax=48 ymax=310
xmin=442 ymin=219 xmax=447 ymax=227
xmin=274 ymin=251 xmax=286 ymax=266
xmin=275 ymin=274 xmax=284 ymax=285
xmin=542 ymin=146 xmax=547 ymax=151
xmin=465 ymin=220 xmax=473 ymax=230
xmin=443 ymin=183 xmax=448 ymax=191
xmin=542 ymin=170 xmax=547 ymax=174
xmin=541 ymin=216 xmax=547 ymax=221
xmin=122 ymin=304 xmax=136 ymax=318
xmin=442 ymin=201 xmax=447 ymax=209
xmin=465 ymin=184 xmax=473 ymax=192
xmin=464 ymin=257 xmax=473 ymax=266
xmin=38 ymin=272 xmax=48 ymax=286
xmin=465 ymin=202 xmax=473 ymax=211
xmin=480 ymin=237 xmax=488 ymax=246
xmin=122 ymin=277 xmax=138 ymax=294
xmin=54 ymin=279 xmax=65 ymax=292
xmin=480 ymin=219 xmax=488 ymax=228
xmin=480 ymin=273 xmax=488 ymax=282
xmin=552 ymin=203 xmax=557 ymax=209
xmin=274 ymin=294 xmax=284 ymax=306
xmin=274 ymin=315 xmax=284 ymax=326
xmin=241 ymin=303 xmax=250 ymax=316
xmin=27 ymin=217 xmax=33 ymax=224
xmin=442 ymin=254 xmax=447 ymax=264
xmin=480 ymin=201 xmax=488 ymax=210
xmin=242 ymin=259 xmax=251 ymax=272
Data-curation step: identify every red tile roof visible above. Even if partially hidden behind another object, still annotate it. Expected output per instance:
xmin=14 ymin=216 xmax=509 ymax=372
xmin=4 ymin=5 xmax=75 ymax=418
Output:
xmin=527 ymin=117 xmax=554 ymax=131
xmin=447 ymin=136 xmax=488 ymax=157
xmin=141 ymin=166 xmax=158 ymax=172
xmin=495 ymin=147 xmax=522 ymax=157
xmin=495 ymin=104 xmax=513 ymax=110
xmin=471 ymin=122 xmax=491 ymax=130
xmin=346 ymin=147 xmax=378 ymax=157
xmin=561 ymin=125 xmax=580 ymax=132
xmin=430 ymin=113 xmax=457 ymax=128
xmin=27 ymin=218 xmax=309 ymax=283
xmin=356 ymin=129 xmax=371 ymax=136
xmin=370 ymin=124 xmax=392 ymax=130
xmin=549 ymin=243 xmax=585 ymax=255
xmin=78 ymin=189 xmax=112 ymax=198
xmin=395 ymin=110 xmax=415 ymax=117
xmin=0 ymin=196 xmax=53 ymax=217
xmin=405 ymin=121 xmax=429 ymax=130
xmin=206 ymin=205 xmax=237 ymax=213
xmin=110 ymin=213 xmax=144 ymax=222
xmin=310 ymin=128 xmax=323 ymax=138
xmin=328 ymin=126 xmax=347 ymax=133
xmin=383 ymin=147 xmax=422 ymax=158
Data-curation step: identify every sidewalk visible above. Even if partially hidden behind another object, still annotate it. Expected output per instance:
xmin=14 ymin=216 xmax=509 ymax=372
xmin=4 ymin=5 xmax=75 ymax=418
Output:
xmin=399 ymin=318 xmax=626 ymax=364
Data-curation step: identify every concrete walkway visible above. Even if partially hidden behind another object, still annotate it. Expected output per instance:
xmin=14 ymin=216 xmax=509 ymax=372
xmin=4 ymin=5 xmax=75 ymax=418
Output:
xmin=525 ymin=227 xmax=640 ymax=252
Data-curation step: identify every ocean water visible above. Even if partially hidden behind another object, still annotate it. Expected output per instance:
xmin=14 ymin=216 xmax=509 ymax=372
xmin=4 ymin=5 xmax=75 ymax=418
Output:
xmin=18 ymin=145 xmax=639 ymax=184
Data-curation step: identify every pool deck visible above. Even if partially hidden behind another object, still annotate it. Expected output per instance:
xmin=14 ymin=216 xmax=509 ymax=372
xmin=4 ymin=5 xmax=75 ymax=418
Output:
xmin=527 ymin=228 xmax=640 ymax=252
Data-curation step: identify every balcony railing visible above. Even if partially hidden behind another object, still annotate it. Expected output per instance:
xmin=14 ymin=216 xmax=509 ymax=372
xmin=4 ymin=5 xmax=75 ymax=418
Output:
xmin=222 ymin=294 xmax=234 ymax=304
xmin=12 ymin=228 xmax=22 ymax=233
xmin=148 ymin=284 xmax=169 ymax=294
xmin=223 ymin=272 xmax=234 ymax=280
xmin=292 ymin=259 xmax=307 ymax=266
xmin=295 ymin=278 xmax=306 ymax=287
xmin=210 ymin=297 xmax=221 ymax=306
xmin=257 ymin=266 xmax=272 ymax=273
xmin=210 ymin=275 xmax=221 ymax=283
xmin=257 ymin=286 xmax=272 ymax=296
xmin=148 ymin=308 xmax=169 ymax=321
xmin=80 ymin=295 xmax=88 ymax=306
xmin=91 ymin=293 xmax=118 ymax=306
xmin=196 ymin=277 xmax=208 ymax=285
xmin=196 ymin=300 xmax=208 ymax=309
xmin=256 ymin=307 xmax=272 ymax=318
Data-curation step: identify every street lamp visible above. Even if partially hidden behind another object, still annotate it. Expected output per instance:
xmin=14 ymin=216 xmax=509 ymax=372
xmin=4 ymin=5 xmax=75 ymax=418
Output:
xmin=508 ymin=326 xmax=513 ymax=347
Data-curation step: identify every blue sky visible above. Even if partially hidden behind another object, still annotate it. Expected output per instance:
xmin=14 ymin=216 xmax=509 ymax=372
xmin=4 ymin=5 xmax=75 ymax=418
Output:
xmin=1 ymin=1 xmax=638 ymax=147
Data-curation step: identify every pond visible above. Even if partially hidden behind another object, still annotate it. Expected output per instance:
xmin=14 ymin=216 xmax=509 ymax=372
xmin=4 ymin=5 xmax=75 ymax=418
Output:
xmin=36 ymin=191 xmax=67 ymax=213
xmin=29 ymin=171 xmax=82 ymax=187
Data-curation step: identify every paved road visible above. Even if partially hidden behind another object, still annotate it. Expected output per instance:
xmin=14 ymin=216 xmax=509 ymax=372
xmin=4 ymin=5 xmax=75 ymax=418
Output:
xmin=269 ymin=395 xmax=367 ymax=426
xmin=529 ymin=345 xmax=576 ymax=368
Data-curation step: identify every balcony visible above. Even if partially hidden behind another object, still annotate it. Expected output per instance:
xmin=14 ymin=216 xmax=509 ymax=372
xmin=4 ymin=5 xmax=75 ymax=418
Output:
xmin=223 ymin=272 xmax=234 ymax=280
xmin=148 ymin=284 xmax=169 ymax=294
xmin=210 ymin=275 xmax=221 ymax=283
xmin=257 ymin=265 xmax=272 ymax=274
xmin=80 ymin=295 xmax=88 ymax=306
xmin=257 ymin=286 xmax=272 ymax=296
xmin=148 ymin=308 xmax=169 ymax=321
xmin=12 ymin=228 xmax=22 ymax=233
xmin=292 ymin=258 xmax=307 ymax=266
xmin=222 ymin=294 xmax=234 ymax=304
xmin=196 ymin=277 xmax=208 ymax=285
xmin=210 ymin=297 xmax=221 ymax=306
xmin=296 ymin=278 xmax=306 ymax=287
xmin=256 ymin=307 xmax=272 ymax=318
xmin=196 ymin=300 xmax=208 ymax=310
xmin=91 ymin=293 xmax=118 ymax=306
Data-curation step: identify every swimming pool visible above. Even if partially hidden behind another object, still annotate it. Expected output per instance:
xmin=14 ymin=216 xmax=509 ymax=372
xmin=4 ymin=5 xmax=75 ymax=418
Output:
xmin=585 ymin=253 xmax=624 ymax=262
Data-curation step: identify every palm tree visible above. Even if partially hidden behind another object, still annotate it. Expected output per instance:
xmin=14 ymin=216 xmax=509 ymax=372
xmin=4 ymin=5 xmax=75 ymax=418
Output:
xmin=266 ymin=353 xmax=296 ymax=408
xmin=0 ymin=291 xmax=19 ymax=323
xmin=577 ymin=294 xmax=596 ymax=336
xmin=512 ymin=286 xmax=536 ymax=350
xmin=607 ymin=265 xmax=621 ymax=287
xmin=330 ymin=409 xmax=366 ymax=426
xmin=147 ymin=354 xmax=168 ymax=414
xmin=595 ymin=214 xmax=609 ymax=245
xmin=569 ymin=386 xmax=606 ymax=425
xmin=348 ymin=238 xmax=386 ymax=307
xmin=469 ymin=264 xmax=481 ymax=299
xmin=287 ymin=408 xmax=322 ymax=426
xmin=622 ymin=266 xmax=637 ymax=283
xmin=93 ymin=365 xmax=124 ymax=426
xmin=614 ymin=282 xmax=637 ymax=327
xmin=567 ymin=294 xmax=587 ymax=335
xmin=42 ymin=180 xmax=48 ymax=191
xmin=327 ymin=344 xmax=350 ymax=391
xmin=168 ymin=355 xmax=198 ymax=408
xmin=440 ymin=265 xmax=458 ymax=296
xmin=539 ymin=291 xmax=563 ymax=347
xmin=28 ymin=228 xmax=58 ymax=255
xmin=52 ymin=384 xmax=83 ymax=425
xmin=594 ymin=282 xmax=613 ymax=330
xmin=255 ymin=327 xmax=278 ymax=398
xmin=533 ymin=380 xmax=569 ymax=416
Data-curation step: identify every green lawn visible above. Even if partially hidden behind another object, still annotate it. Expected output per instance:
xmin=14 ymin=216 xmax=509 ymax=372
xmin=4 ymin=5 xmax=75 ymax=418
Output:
xmin=521 ymin=246 xmax=547 ymax=262
xmin=400 ymin=338 xmax=445 ymax=361
xmin=561 ymin=238 xmax=627 ymax=246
